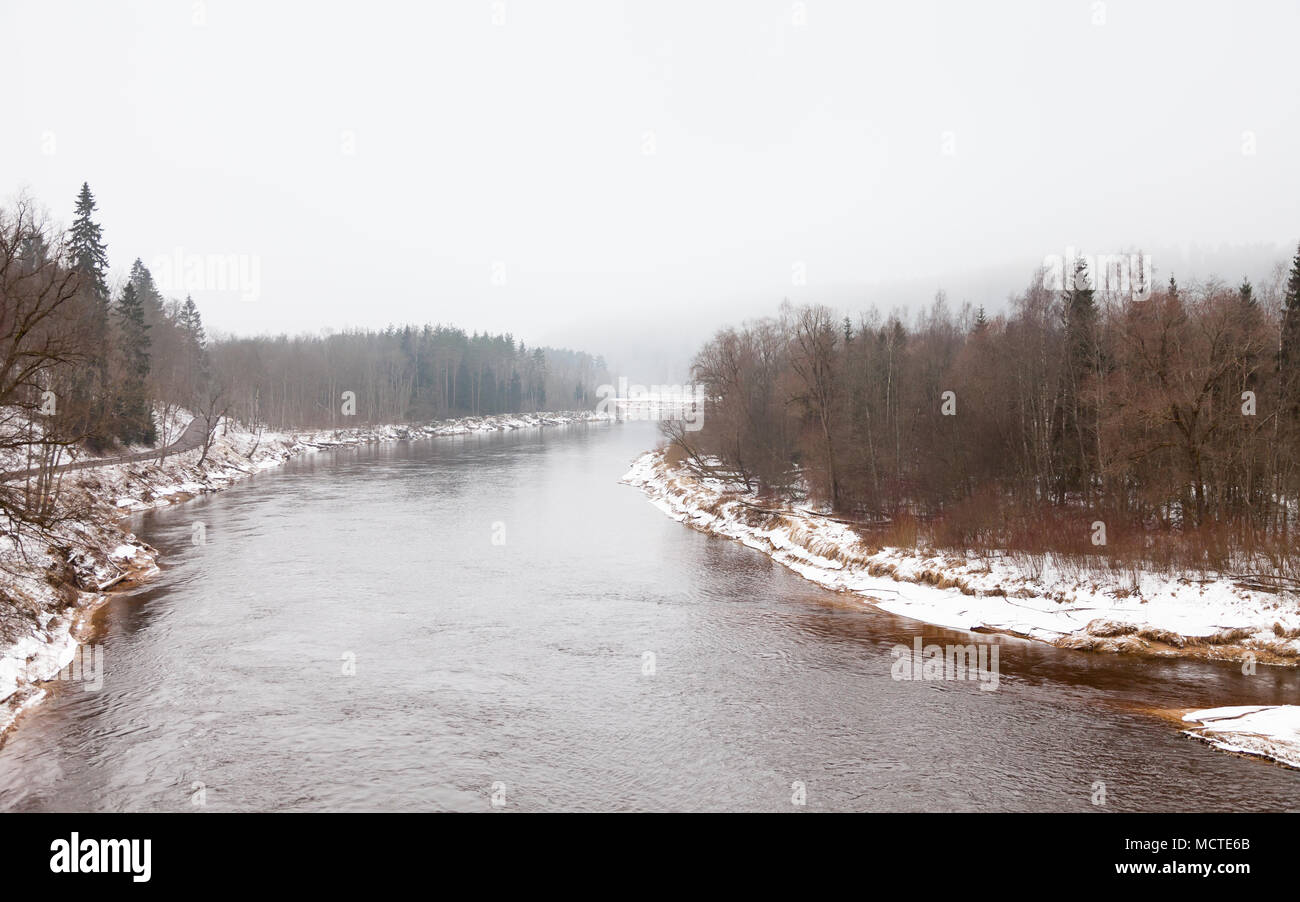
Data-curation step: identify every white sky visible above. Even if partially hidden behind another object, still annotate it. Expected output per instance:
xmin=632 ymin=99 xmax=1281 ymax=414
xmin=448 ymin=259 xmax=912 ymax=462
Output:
xmin=3 ymin=0 xmax=1298 ymax=378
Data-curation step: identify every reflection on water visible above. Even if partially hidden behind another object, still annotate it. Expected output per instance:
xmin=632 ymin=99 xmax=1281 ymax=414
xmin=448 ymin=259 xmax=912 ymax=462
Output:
xmin=0 ymin=422 xmax=1296 ymax=811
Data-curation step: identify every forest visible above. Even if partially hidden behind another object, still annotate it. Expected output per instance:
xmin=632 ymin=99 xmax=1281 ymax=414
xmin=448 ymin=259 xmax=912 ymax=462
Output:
xmin=0 ymin=185 xmax=609 ymax=524
xmin=672 ymin=251 xmax=1300 ymax=577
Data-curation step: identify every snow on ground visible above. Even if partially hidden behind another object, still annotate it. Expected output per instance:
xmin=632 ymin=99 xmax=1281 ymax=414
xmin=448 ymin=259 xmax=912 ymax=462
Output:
xmin=622 ymin=449 xmax=1300 ymax=663
xmin=626 ymin=448 xmax=1300 ymax=769
xmin=1182 ymin=706 xmax=1300 ymax=769
xmin=0 ymin=408 xmax=611 ymax=736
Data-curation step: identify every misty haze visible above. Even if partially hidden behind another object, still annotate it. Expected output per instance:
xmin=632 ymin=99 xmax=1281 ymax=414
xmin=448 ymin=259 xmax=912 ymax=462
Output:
xmin=0 ymin=2 xmax=1297 ymax=876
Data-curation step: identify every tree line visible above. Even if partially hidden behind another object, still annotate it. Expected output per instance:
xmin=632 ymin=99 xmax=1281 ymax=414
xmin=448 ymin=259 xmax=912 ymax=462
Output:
xmin=0 ymin=185 xmax=609 ymax=526
xmin=210 ymin=327 xmax=607 ymax=429
xmin=675 ymin=251 xmax=1300 ymax=574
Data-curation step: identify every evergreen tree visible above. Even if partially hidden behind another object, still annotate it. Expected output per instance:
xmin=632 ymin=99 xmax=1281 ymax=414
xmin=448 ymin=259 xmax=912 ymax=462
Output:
xmin=67 ymin=182 xmax=112 ymax=445
xmin=1239 ymin=277 xmax=1256 ymax=309
xmin=1281 ymin=245 xmax=1300 ymax=425
xmin=68 ymin=183 xmax=109 ymax=299
xmin=530 ymin=347 xmax=547 ymax=409
xmin=1064 ymin=258 xmax=1099 ymax=373
xmin=1282 ymin=245 xmax=1300 ymax=371
xmin=973 ymin=305 xmax=989 ymax=332
xmin=179 ymin=295 xmax=207 ymax=350
xmin=1237 ymin=278 xmax=1261 ymax=347
xmin=128 ymin=258 xmax=167 ymax=327
xmin=454 ymin=358 xmax=472 ymax=411
xmin=508 ymin=370 xmax=523 ymax=411
xmin=1055 ymin=257 xmax=1101 ymax=500
xmin=114 ymin=282 xmax=156 ymax=444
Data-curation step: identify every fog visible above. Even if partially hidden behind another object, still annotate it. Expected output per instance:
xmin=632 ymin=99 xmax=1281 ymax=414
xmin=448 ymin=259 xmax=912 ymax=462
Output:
xmin=3 ymin=0 xmax=1297 ymax=379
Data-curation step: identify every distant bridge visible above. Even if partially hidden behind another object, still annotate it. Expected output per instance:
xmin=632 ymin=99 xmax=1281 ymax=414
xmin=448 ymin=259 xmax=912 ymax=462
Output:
xmin=604 ymin=396 xmax=704 ymax=422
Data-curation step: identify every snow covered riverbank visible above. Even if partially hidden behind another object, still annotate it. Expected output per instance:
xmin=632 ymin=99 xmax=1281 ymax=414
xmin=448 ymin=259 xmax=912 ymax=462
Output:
xmin=625 ymin=448 xmax=1300 ymax=769
xmin=1182 ymin=706 xmax=1300 ymax=770
xmin=622 ymin=449 xmax=1300 ymax=664
xmin=0 ymin=410 xmax=611 ymax=736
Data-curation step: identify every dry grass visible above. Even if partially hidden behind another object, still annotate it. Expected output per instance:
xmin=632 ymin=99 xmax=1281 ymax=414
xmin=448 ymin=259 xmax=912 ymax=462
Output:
xmin=852 ymin=492 xmax=1300 ymax=589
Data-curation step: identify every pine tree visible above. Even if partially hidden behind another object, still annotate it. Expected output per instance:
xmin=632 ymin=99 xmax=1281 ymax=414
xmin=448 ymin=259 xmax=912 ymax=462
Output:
xmin=1055 ymin=257 xmax=1101 ymax=500
xmin=1237 ymin=278 xmax=1261 ymax=343
xmin=1065 ymin=258 xmax=1099 ymax=372
xmin=67 ymin=183 xmax=113 ymax=446
xmin=128 ymin=258 xmax=166 ymax=327
xmin=530 ymin=347 xmax=547 ymax=410
xmin=1282 ymin=245 xmax=1300 ymax=369
xmin=1239 ymin=277 xmax=1256 ymax=308
xmin=508 ymin=370 xmax=523 ymax=411
xmin=973 ymin=305 xmax=989 ymax=333
xmin=454 ymin=358 xmax=471 ymax=411
xmin=114 ymin=282 xmax=156 ymax=444
xmin=1281 ymin=245 xmax=1300 ymax=426
xmin=68 ymin=183 xmax=109 ymax=299
xmin=179 ymin=295 xmax=207 ymax=350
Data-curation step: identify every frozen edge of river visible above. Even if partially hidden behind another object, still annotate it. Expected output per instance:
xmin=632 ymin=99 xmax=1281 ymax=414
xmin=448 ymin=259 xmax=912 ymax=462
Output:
xmin=1182 ymin=706 xmax=1300 ymax=770
xmin=0 ymin=410 xmax=611 ymax=738
xmin=621 ymin=449 xmax=1300 ymax=660
xmin=623 ymin=448 xmax=1300 ymax=770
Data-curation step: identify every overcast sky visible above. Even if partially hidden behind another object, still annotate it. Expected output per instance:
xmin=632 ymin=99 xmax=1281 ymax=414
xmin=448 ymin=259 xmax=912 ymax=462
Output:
xmin=3 ymin=0 xmax=1298 ymax=378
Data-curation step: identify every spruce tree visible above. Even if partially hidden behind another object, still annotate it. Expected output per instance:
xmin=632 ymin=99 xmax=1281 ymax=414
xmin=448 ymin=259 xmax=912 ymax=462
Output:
xmin=1282 ymin=245 xmax=1300 ymax=371
xmin=1239 ymin=277 xmax=1256 ymax=308
xmin=1281 ymin=244 xmax=1300 ymax=423
xmin=114 ymin=282 xmax=156 ymax=444
xmin=180 ymin=295 xmax=207 ymax=350
xmin=508 ymin=370 xmax=523 ymax=411
xmin=68 ymin=183 xmax=109 ymax=299
xmin=67 ymin=182 xmax=112 ymax=445
xmin=128 ymin=258 xmax=166 ymax=327
xmin=1065 ymin=258 xmax=1099 ymax=371
xmin=1237 ymin=278 xmax=1261 ymax=341
xmin=531 ymin=347 xmax=547 ymax=409
xmin=1056 ymin=257 xmax=1100 ymax=499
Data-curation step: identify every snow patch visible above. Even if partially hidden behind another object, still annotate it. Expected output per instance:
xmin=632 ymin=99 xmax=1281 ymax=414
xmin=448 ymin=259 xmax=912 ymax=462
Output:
xmin=1182 ymin=706 xmax=1300 ymax=769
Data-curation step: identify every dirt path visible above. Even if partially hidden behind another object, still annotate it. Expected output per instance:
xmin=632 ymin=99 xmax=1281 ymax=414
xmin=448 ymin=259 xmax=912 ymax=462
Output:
xmin=0 ymin=417 xmax=209 ymax=483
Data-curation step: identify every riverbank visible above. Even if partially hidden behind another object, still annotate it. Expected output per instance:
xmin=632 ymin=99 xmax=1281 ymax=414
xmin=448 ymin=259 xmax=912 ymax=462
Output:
xmin=1182 ymin=706 xmax=1300 ymax=770
xmin=0 ymin=410 xmax=611 ymax=737
xmin=623 ymin=449 xmax=1300 ymax=664
xmin=624 ymin=448 xmax=1300 ymax=768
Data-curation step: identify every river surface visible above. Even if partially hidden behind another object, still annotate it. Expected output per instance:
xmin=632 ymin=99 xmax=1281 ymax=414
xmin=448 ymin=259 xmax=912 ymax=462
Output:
xmin=0 ymin=421 xmax=1297 ymax=811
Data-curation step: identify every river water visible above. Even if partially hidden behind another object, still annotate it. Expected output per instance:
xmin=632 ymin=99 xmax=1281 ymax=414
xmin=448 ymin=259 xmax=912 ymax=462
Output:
xmin=0 ymin=422 xmax=1296 ymax=811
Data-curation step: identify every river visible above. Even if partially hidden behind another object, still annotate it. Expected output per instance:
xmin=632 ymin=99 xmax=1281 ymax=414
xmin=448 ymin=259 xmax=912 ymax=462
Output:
xmin=0 ymin=421 xmax=1296 ymax=811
